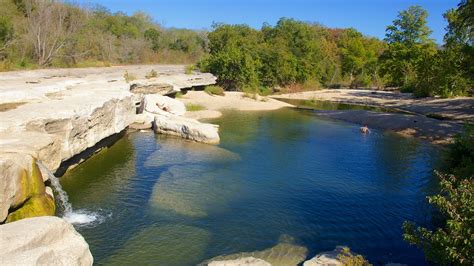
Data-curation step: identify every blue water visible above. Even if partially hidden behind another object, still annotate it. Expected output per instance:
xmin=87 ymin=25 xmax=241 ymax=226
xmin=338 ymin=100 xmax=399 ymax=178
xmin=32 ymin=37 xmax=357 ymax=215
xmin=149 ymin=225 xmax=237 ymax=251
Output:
xmin=61 ymin=108 xmax=440 ymax=265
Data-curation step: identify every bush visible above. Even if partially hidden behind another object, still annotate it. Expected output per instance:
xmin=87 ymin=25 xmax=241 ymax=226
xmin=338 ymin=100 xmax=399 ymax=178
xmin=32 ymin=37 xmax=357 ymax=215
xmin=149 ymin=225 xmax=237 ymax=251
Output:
xmin=403 ymin=172 xmax=473 ymax=265
xmin=445 ymin=125 xmax=474 ymax=178
xmin=145 ymin=69 xmax=158 ymax=79
xmin=185 ymin=65 xmax=195 ymax=74
xmin=123 ymin=71 xmax=137 ymax=83
xmin=204 ymin=85 xmax=225 ymax=96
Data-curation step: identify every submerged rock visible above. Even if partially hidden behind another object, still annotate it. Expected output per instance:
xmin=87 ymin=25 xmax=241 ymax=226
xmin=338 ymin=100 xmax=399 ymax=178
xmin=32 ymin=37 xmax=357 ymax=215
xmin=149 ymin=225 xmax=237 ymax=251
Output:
xmin=144 ymin=138 xmax=239 ymax=168
xmin=149 ymin=165 xmax=241 ymax=217
xmin=106 ymin=225 xmax=211 ymax=265
xmin=208 ymin=257 xmax=271 ymax=266
xmin=0 ymin=216 xmax=93 ymax=265
xmin=153 ymin=114 xmax=220 ymax=144
xmin=303 ymin=246 xmax=370 ymax=266
xmin=202 ymin=241 xmax=308 ymax=266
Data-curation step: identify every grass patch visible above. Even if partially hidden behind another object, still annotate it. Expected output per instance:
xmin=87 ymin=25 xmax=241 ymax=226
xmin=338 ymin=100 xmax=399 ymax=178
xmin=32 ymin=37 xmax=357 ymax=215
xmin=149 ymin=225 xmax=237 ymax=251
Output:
xmin=204 ymin=85 xmax=225 ymax=96
xmin=175 ymin=91 xmax=184 ymax=98
xmin=185 ymin=103 xmax=206 ymax=111
xmin=124 ymin=71 xmax=137 ymax=83
xmin=185 ymin=65 xmax=195 ymax=74
xmin=145 ymin=69 xmax=158 ymax=79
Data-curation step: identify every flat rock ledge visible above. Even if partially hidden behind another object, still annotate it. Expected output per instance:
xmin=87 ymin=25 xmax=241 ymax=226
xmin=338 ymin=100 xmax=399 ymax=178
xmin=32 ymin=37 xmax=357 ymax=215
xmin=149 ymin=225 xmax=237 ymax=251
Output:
xmin=0 ymin=216 xmax=93 ymax=265
xmin=0 ymin=65 xmax=217 ymax=263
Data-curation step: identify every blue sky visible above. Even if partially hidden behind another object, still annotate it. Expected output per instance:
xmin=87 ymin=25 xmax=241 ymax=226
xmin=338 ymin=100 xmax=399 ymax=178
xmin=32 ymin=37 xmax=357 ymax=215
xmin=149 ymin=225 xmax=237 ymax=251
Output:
xmin=77 ymin=0 xmax=459 ymax=43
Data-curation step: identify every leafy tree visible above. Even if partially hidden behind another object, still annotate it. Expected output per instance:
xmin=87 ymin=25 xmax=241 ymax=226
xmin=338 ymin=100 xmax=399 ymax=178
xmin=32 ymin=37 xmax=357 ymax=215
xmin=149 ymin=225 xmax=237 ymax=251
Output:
xmin=0 ymin=16 xmax=14 ymax=58
xmin=144 ymin=27 xmax=161 ymax=52
xmin=201 ymin=24 xmax=262 ymax=90
xmin=381 ymin=6 xmax=436 ymax=89
xmin=403 ymin=172 xmax=473 ymax=265
xmin=445 ymin=125 xmax=474 ymax=178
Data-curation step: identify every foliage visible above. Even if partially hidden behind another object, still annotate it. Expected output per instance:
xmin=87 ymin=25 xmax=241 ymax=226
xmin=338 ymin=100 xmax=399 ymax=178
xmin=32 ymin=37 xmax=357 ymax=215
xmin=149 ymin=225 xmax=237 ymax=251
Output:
xmin=403 ymin=172 xmax=473 ymax=265
xmin=185 ymin=103 xmax=205 ymax=111
xmin=380 ymin=6 xmax=436 ymax=90
xmin=445 ymin=125 xmax=474 ymax=178
xmin=204 ymin=85 xmax=225 ymax=96
xmin=336 ymin=247 xmax=371 ymax=266
xmin=123 ymin=71 xmax=136 ymax=83
xmin=0 ymin=0 xmax=207 ymax=69
xmin=185 ymin=64 xmax=195 ymax=74
xmin=201 ymin=18 xmax=384 ymax=91
xmin=145 ymin=69 xmax=158 ymax=79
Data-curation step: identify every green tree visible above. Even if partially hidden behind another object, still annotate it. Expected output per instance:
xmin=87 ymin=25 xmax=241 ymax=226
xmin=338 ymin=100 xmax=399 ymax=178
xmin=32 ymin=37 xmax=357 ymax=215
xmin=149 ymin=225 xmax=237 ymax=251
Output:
xmin=0 ymin=16 xmax=14 ymax=58
xmin=403 ymin=172 xmax=473 ymax=265
xmin=200 ymin=24 xmax=262 ymax=90
xmin=380 ymin=6 xmax=436 ymax=89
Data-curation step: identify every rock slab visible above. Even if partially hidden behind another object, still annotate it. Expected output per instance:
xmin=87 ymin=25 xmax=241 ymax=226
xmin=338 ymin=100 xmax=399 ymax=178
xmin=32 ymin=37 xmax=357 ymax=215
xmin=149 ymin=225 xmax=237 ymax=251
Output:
xmin=0 ymin=216 xmax=93 ymax=265
xmin=153 ymin=114 xmax=220 ymax=144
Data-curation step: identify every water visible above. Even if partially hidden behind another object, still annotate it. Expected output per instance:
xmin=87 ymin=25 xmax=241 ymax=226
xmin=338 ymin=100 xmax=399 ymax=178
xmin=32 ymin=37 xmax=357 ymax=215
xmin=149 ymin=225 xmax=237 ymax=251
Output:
xmin=37 ymin=161 xmax=104 ymax=226
xmin=60 ymin=109 xmax=440 ymax=265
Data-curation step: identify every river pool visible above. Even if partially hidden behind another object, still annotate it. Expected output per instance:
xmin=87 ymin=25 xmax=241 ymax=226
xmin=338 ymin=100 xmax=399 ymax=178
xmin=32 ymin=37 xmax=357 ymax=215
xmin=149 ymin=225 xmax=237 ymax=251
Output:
xmin=61 ymin=108 xmax=440 ymax=265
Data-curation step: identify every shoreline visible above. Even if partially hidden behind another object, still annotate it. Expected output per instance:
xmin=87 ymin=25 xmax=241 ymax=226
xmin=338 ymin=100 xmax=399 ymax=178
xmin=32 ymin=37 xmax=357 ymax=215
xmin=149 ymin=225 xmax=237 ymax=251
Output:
xmin=180 ymin=89 xmax=470 ymax=144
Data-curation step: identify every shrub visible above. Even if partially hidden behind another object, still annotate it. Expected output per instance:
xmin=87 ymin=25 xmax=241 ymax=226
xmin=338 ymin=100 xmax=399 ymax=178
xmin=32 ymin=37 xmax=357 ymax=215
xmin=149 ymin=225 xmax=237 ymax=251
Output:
xmin=336 ymin=247 xmax=371 ymax=266
xmin=403 ymin=172 xmax=473 ymax=265
xmin=185 ymin=65 xmax=195 ymax=74
xmin=145 ymin=69 xmax=158 ymax=79
xmin=204 ymin=85 xmax=225 ymax=96
xmin=123 ymin=71 xmax=137 ymax=83
xmin=445 ymin=125 xmax=474 ymax=178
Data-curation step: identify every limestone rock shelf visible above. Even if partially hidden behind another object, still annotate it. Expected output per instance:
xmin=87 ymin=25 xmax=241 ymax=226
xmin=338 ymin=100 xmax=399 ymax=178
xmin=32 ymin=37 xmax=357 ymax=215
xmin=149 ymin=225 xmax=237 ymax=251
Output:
xmin=0 ymin=65 xmax=217 ymax=264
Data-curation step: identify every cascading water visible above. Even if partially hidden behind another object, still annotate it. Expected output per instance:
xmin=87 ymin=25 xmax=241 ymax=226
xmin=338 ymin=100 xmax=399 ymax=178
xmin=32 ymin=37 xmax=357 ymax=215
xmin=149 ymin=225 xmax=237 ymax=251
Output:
xmin=37 ymin=161 xmax=106 ymax=226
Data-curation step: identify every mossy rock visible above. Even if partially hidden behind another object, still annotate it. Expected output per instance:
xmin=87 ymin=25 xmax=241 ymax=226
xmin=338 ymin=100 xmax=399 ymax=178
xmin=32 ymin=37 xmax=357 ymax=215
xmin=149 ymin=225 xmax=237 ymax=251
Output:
xmin=7 ymin=194 xmax=55 ymax=223
xmin=13 ymin=159 xmax=46 ymax=209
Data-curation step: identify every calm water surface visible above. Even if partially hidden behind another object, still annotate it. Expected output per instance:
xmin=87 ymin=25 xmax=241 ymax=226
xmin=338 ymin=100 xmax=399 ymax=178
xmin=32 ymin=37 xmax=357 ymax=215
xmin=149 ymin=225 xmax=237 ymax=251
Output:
xmin=61 ymin=108 xmax=440 ymax=265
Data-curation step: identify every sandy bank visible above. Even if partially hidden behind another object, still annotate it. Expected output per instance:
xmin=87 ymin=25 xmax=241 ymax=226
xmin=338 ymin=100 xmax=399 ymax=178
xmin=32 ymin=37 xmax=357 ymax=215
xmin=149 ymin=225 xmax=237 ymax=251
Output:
xmin=314 ymin=110 xmax=462 ymax=144
xmin=273 ymin=89 xmax=474 ymax=122
xmin=180 ymin=91 xmax=293 ymax=120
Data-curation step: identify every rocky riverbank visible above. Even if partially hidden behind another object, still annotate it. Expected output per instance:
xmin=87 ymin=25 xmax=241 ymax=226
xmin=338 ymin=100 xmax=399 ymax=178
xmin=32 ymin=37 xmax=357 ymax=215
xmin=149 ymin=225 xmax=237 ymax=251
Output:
xmin=0 ymin=65 xmax=217 ymax=263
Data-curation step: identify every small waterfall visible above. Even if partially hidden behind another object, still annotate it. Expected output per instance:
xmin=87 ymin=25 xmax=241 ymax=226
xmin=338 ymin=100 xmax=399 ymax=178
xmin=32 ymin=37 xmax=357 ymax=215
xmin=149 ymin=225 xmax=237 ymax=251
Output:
xmin=37 ymin=161 xmax=106 ymax=226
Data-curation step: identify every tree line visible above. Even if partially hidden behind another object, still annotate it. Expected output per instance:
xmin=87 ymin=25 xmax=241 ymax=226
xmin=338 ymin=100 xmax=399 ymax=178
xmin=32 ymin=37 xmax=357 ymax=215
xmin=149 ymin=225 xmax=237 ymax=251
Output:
xmin=200 ymin=2 xmax=473 ymax=97
xmin=0 ymin=0 xmax=472 ymax=98
xmin=0 ymin=0 xmax=207 ymax=68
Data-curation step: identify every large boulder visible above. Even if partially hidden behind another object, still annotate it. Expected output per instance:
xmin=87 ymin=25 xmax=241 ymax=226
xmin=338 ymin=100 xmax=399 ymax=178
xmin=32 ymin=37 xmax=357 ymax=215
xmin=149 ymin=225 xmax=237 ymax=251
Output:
xmin=130 ymin=72 xmax=217 ymax=95
xmin=153 ymin=114 xmax=220 ymax=144
xmin=0 ymin=154 xmax=55 ymax=223
xmin=0 ymin=216 xmax=93 ymax=265
xmin=144 ymin=94 xmax=186 ymax=116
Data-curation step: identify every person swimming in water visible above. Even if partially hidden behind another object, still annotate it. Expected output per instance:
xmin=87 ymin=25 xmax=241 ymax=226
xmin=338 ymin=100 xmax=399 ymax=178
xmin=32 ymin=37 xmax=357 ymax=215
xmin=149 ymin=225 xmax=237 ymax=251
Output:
xmin=360 ymin=124 xmax=370 ymax=134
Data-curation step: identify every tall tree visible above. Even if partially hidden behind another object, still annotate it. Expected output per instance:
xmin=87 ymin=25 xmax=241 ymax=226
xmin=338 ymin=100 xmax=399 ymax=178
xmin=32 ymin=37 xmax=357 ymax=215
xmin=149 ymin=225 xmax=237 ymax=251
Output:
xmin=25 ymin=0 xmax=81 ymax=66
xmin=380 ymin=6 xmax=436 ymax=89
